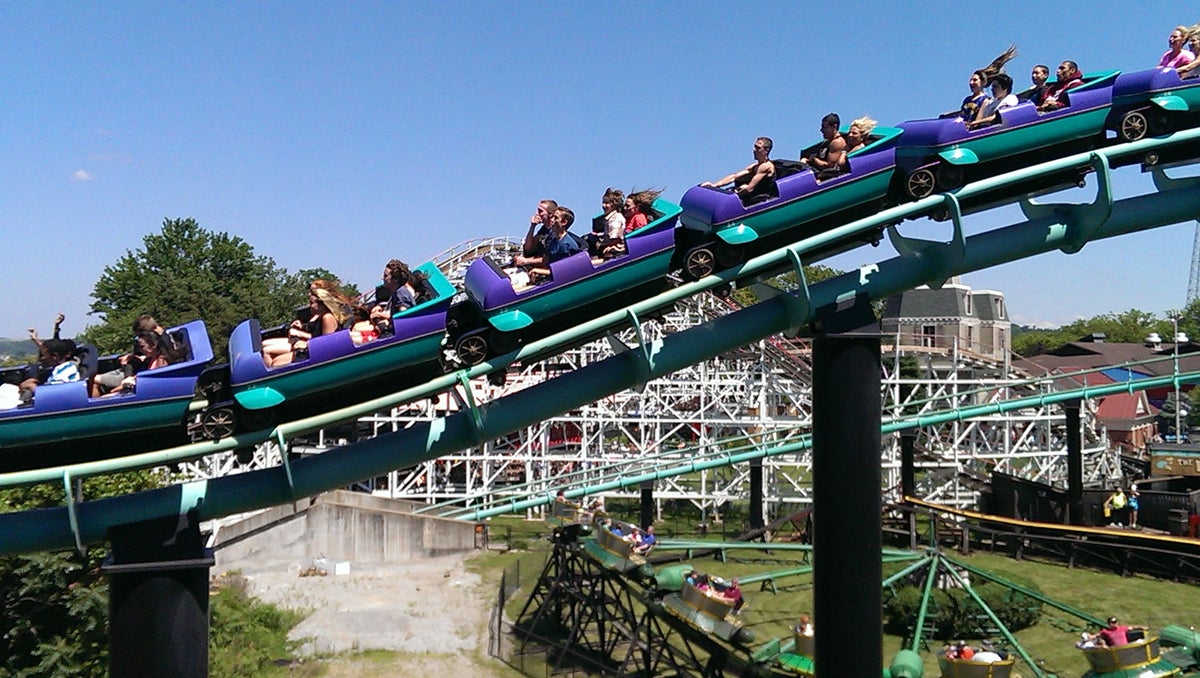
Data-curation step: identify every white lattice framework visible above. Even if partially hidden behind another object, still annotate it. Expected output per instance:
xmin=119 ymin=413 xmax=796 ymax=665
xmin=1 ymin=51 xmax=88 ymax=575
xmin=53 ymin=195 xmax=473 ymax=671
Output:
xmin=176 ymin=238 xmax=1121 ymax=523
xmin=880 ymin=336 xmax=1116 ymax=510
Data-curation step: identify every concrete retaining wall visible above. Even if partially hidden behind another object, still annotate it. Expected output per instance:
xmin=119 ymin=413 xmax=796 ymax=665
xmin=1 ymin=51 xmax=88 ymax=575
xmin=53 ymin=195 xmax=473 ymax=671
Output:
xmin=213 ymin=490 xmax=478 ymax=573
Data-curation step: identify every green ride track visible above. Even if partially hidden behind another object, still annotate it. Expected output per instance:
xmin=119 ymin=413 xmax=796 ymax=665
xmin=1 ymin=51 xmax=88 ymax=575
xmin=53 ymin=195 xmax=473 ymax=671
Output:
xmin=2 ymin=128 xmax=1200 ymax=557
xmin=421 ymin=355 xmax=1200 ymax=521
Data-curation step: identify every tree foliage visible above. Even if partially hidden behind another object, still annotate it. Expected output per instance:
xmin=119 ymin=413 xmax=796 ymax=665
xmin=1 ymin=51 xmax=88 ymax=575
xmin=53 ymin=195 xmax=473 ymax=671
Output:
xmin=883 ymin=579 xmax=1043 ymax=640
xmin=731 ymin=264 xmax=844 ymax=307
xmin=0 ymin=471 xmax=165 ymax=676
xmin=208 ymin=574 xmax=305 ymax=677
xmin=82 ymin=218 xmax=338 ymax=358
xmin=1012 ymin=308 xmax=1168 ymax=357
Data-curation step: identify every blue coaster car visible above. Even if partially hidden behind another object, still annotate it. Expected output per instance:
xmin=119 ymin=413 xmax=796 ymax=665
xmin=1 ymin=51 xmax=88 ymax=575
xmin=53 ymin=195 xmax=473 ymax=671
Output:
xmin=444 ymin=199 xmax=682 ymax=367
xmin=0 ymin=320 xmax=214 ymax=472
xmin=205 ymin=262 xmax=457 ymax=438
xmin=678 ymin=126 xmax=903 ymax=279
xmin=1109 ymin=67 xmax=1200 ymax=143
xmin=895 ymin=71 xmax=1120 ymax=202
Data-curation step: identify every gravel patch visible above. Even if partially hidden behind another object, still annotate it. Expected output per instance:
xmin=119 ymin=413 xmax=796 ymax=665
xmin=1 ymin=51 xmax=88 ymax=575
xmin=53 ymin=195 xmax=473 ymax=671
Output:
xmin=232 ymin=554 xmax=489 ymax=658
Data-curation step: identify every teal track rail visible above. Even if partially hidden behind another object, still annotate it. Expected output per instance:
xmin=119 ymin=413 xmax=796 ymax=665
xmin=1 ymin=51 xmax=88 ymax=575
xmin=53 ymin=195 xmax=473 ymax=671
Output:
xmin=2 ymin=130 xmax=1200 ymax=555
xmin=445 ymin=367 xmax=1200 ymax=522
xmin=421 ymin=355 xmax=1198 ymax=520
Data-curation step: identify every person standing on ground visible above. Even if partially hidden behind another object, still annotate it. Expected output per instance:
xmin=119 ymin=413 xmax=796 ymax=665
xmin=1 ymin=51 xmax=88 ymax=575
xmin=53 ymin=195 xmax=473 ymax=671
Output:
xmin=1104 ymin=487 xmax=1128 ymax=526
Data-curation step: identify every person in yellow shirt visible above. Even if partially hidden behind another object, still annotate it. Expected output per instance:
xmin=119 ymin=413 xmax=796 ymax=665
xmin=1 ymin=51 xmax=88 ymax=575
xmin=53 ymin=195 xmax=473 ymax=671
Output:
xmin=1104 ymin=488 xmax=1128 ymax=527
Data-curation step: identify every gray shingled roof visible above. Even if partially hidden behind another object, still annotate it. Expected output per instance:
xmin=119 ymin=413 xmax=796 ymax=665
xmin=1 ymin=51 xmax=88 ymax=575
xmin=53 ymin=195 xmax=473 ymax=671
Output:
xmin=881 ymin=287 xmax=968 ymax=320
xmin=1018 ymin=341 xmax=1200 ymax=377
xmin=973 ymin=292 xmax=1006 ymax=322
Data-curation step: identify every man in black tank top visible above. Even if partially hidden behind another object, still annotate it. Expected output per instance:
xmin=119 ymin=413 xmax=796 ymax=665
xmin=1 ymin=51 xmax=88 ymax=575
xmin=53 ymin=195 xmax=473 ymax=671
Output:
xmin=800 ymin=112 xmax=847 ymax=180
xmin=699 ymin=136 xmax=778 ymax=204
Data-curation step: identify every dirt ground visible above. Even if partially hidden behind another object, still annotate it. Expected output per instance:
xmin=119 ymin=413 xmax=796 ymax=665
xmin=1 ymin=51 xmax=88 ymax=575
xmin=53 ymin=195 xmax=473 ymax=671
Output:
xmin=235 ymin=552 xmax=516 ymax=676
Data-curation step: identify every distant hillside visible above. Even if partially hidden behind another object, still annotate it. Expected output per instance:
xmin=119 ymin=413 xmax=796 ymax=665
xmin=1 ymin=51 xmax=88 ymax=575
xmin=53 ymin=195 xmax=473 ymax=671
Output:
xmin=1011 ymin=323 xmax=1061 ymax=335
xmin=0 ymin=337 xmax=37 ymax=362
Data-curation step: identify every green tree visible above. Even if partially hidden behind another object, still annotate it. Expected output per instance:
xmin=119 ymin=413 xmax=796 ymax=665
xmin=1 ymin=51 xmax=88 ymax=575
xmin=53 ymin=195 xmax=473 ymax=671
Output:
xmin=1056 ymin=309 xmax=1159 ymax=345
xmin=1011 ymin=327 xmax=1073 ymax=357
xmin=731 ymin=264 xmax=843 ymax=306
xmin=1 ymin=473 xmax=306 ymax=675
xmin=83 ymin=218 xmax=348 ymax=358
xmin=1011 ymin=308 xmax=1161 ymax=357
xmin=0 ymin=472 xmax=165 ymax=676
xmin=1159 ymin=391 xmax=1191 ymax=439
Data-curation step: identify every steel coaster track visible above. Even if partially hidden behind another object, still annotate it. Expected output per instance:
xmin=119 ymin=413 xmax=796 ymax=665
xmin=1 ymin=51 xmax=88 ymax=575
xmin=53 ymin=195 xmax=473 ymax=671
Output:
xmin=2 ymin=129 xmax=1200 ymax=555
xmin=444 ymin=367 xmax=1200 ymax=522
xmin=421 ymin=354 xmax=1197 ymax=520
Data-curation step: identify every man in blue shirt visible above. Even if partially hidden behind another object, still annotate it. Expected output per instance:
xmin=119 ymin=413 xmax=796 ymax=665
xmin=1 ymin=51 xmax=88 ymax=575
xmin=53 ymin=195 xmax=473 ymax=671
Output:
xmin=515 ymin=206 xmax=582 ymax=268
xmin=634 ymin=525 xmax=657 ymax=554
xmin=543 ymin=207 xmax=582 ymax=263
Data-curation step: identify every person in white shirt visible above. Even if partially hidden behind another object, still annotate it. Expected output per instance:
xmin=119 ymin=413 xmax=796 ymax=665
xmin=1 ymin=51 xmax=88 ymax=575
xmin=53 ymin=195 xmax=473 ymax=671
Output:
xmin=969 ymin=73 xmax=1019 ymax=130
xmin=973 ymin=640 xmax=1005 ymax=663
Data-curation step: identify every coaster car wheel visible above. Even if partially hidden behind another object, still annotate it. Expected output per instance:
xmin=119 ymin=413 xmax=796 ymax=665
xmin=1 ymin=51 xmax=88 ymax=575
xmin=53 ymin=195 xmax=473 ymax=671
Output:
xmin=935 ymin=164 xmax=964 ymax=191
xmin=455 ymin=331 xmax=490 ymax=367
xmin=1119 ymin=109 xmax=1149 ymax=142
xmin=200 ymin=407 xmax=237 ymax=440
xmin=715 ymin=243 xmax=745 ymax=269
xmin=238 ymin=406 xmax=277 ymax=433
xmin=905 ymin=168 xmax=936 ymax=199
xmin=489 ymin=329 xmax=520 ymax=357
xmin=684 ymin=246 xmax=716 ymax=280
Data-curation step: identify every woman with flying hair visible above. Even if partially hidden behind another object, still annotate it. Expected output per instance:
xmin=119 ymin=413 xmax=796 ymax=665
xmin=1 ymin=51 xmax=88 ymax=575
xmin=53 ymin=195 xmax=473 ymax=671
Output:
xmin=622 ymin=188 xmax=662 ymax=234
xmin=946 ymin=46 xmax=1018 ymax=121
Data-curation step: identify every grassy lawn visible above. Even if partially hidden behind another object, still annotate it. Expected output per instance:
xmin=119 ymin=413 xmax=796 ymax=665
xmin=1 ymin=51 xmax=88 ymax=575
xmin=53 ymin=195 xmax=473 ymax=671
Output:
xmin=268 ymin=511 xmax=1199 ymax=677
xmin=475 ymin=515 xmax=1200 ymax=677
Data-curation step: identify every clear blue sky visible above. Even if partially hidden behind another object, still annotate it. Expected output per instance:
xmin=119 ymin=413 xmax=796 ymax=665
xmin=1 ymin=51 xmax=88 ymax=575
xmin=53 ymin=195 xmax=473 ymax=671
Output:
xmin=2 ymin=2 xmax=1197 ymax=339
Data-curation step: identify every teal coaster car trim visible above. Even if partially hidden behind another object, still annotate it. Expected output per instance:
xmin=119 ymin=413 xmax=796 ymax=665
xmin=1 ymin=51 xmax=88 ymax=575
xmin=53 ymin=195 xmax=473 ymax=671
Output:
xmin=939 ymin=147 xmax=980 ymax=165
xmin=1151 ymin=94 xmax=1189 ymax=112
xmin=489 ymin=310 xmax=534 ymax=332
xmin=716 ymin=224 xmax=759 ymax=245
xmin=234 ymin=387 xmax=286 ymax=410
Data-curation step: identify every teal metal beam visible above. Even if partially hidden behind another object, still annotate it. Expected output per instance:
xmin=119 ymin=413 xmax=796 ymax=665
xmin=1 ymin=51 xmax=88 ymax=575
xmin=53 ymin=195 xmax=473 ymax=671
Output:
xmin=3 ymin=135 xmax=1200 ymax=554
xmin=426 ymin=353 xmax=1191 ymax=519
xmin=452 ymin=366 xmax=1200 ymax=521
xmin=909 ymin=553 xmax=941 ymax=653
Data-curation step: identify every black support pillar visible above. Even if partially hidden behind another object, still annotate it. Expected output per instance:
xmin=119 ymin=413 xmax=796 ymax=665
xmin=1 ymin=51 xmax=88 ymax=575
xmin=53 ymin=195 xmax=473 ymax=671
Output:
xmin=901 ymin=428 xmax=919 ymax=550
xmin=1065 ymin=399 xmax=1084 ymax=525
xmin=749 ymin=456 xmax=765 ymax=531
xmin=639 ymin=479 xmax=655 ymax=530
xmin=104 ymin=512 xmax=214 ymax=678
xmin=900 ymin=428 xmax=917 ymax=498
xmin=811 ymin=303 xmax=882 ymax=677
